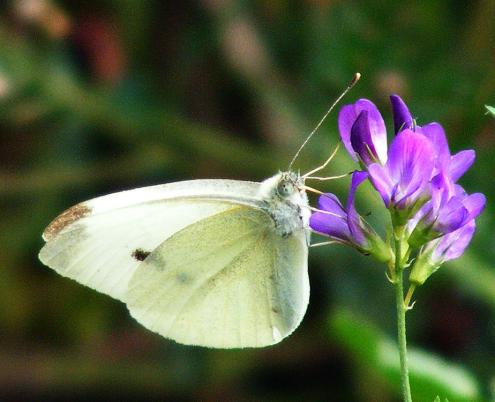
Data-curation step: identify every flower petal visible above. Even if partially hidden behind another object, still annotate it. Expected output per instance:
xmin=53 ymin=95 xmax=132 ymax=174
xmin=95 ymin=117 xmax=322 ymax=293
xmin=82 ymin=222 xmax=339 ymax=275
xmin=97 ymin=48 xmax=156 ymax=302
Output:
xmin=394 ymin=181 xmax=424 ymax=209
xmin=317 ymin=193 xmax=346 ymax=215
xmin=429 ymin=173 xmax=450 ymax=211
xmin=462 ymin=192 xmax=486 ymax=221
xmin=367 ymin=163 xmax=395 ymax=207
xmin=390 ymin=94 xmax=414 ymax=134
xmin=386 ymin=129 xmax=435 ymax=206
xmin=421 ymin=123 xmax=450 ymax=172
xmin=407 ymin=201 xmax=431 ymax=233
xmin=338 ymin=104 xmax=360 ymax=161
xmin=310 ymin=194 xmax=350 ymax=240
xmin=309 ymin=212 xmax=350 ymax=240
xmin=350 ymin=111 xmax=380 ymax=165
xmin=346 ymin=171 xmax=369 ymax=211
xmin=450 ymin=150 xmax=475 ymax=182
xmin=435 ymin=220 xmax=476 ymax=261
xmin=346 ymin=171 xmax=369 ymax=246
xmin=435 ymin=197 xmax=468 ymax=234
xmin=338 ymin=99 xmax=387 ymax=163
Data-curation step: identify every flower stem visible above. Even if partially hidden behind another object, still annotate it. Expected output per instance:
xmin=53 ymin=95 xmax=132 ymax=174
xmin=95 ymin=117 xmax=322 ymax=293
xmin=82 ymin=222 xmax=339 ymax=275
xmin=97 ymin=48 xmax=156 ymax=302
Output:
xmin=394 ymin=234 xmax=412 ymax=402
xmin=404 ymin=285 xmax=416 ymax=309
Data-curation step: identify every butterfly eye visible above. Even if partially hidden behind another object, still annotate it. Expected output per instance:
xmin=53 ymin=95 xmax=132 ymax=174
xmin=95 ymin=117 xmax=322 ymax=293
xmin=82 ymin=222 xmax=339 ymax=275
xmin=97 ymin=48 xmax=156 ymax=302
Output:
xmin=277 ymin=181 xmax=294 ymax=197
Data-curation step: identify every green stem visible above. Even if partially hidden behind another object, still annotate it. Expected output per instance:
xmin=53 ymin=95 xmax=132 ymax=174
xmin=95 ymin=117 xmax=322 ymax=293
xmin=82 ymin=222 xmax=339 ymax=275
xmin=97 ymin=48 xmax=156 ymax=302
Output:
xmin=394 ymin=234 xmax=412 ymax=402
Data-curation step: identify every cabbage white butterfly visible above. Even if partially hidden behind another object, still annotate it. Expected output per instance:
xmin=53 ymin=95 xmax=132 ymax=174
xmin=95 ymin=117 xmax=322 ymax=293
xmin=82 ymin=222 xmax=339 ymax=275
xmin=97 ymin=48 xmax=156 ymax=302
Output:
xmin=39 ymin=74 xmax=360 ymax=348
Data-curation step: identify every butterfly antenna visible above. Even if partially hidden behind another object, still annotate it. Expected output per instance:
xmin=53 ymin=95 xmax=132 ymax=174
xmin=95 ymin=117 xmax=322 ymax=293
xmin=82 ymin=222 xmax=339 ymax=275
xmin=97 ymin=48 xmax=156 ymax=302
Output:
xmin=288 ymin=72 xmax=361 ymax=171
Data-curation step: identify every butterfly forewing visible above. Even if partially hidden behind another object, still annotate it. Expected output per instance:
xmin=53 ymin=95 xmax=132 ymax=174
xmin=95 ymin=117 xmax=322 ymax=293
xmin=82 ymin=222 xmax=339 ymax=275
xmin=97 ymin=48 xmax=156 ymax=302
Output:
xmin=39 ymin=180 xmax=262 ymax=301
xmin=126 ymin=206 xmax=309 ymax=348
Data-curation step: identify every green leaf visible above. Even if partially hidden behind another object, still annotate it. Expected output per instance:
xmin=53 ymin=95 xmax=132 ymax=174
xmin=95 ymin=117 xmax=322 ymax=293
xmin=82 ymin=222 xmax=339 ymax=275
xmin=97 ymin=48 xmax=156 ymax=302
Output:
xmin=485 ymin=105 xmax=495 ymax=117
xmin=329 ymin=309 xmax=486 ymax=402
xmin=433 ymin=397 xmax=441 ymax=402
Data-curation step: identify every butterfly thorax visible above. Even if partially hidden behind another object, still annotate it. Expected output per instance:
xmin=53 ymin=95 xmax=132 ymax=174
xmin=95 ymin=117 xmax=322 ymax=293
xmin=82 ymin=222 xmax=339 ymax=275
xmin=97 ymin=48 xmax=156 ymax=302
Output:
xmin=258 ymin=172 xmax=309 ymax=238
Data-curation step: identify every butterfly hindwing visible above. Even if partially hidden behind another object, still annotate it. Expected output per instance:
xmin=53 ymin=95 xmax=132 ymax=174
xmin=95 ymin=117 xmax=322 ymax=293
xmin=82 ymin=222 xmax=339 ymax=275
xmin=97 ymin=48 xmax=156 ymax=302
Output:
xmin=126 ymin=206 xmax=309 ymax=348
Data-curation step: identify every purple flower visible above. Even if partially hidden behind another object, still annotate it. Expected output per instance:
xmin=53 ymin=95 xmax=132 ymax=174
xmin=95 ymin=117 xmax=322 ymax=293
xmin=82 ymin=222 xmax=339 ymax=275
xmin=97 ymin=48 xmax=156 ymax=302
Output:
xmin=409 ymin=221 xmax=477 ymax=285
xmin=367 ymin=129 xmax=435 ymax=212
xmin=310 ymin=171 xmax=392 ymax=262
xmin=338 ymin=95 xmax=477 ymax=223
xmin=310 ymin=193 xmax=356 ymax=244
xmin=408 ymin=172 xmax=486 ymax=247
xmin=339 ymin=95 xmax=475 ymax=179
xmin=339 ymin=97 xmax=435 ymax=218
xmin=419 ymin=122 xmax=475 ymax=181
xmin=338 ymin=95 xmax=415 ymax=167
xmin=310 ymin=171 xmax=367 ymax=247
xmin=390 ymin=94 xmax=415 ymax=134
xmin=338 ymin=99 xmax=387 ymax=165
xmin=433 ymin=220 xmax=477 ymax=262
xmin=333 ymin=93 xmax=484 ymax=285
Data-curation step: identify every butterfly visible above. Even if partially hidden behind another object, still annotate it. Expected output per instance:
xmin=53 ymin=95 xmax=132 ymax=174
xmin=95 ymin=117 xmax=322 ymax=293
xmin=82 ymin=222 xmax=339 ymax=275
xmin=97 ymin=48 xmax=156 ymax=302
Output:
xmin=38 ymin=74 xmax=360 ymax=348
xmin=39 ymin=172 xmax=312 ymax=348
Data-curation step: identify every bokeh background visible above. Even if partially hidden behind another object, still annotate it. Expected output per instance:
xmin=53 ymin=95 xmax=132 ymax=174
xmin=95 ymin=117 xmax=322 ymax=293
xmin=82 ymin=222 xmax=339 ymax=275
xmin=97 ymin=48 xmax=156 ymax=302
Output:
xmin=1 ymin=1 xmax=494 ymax=401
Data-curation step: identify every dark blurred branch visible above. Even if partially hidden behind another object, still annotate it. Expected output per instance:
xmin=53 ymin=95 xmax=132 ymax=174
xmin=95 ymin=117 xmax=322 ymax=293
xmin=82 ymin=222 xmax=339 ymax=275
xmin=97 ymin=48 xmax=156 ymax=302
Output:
xmin=0 ymin=146 xmax=180 ymax=196
xmin=38 ymin=70 xmax=296 ymax=177
xmin=0 ymin=29 xmax=350 ymax=194
xmin=202 ymin=0 xmax=304 ymax=145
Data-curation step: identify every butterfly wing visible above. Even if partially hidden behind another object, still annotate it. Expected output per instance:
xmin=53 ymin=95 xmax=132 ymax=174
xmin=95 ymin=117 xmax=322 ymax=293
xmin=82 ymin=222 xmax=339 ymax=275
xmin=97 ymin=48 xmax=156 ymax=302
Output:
xmin=39 ymin=180 xmax=262 ymax=301
xmin=126 ymin=205 xmax=309 ymax=348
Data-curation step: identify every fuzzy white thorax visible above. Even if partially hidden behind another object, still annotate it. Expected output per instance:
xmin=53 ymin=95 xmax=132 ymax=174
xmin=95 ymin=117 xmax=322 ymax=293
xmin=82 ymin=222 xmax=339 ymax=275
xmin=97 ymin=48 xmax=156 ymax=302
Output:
xmin=257 ymin=172 xmax=310 ymax=238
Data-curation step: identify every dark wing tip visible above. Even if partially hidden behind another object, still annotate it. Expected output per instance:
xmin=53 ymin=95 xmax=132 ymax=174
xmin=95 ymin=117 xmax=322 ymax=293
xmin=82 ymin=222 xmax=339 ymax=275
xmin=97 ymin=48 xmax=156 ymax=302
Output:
xmin=42 ymin=203 xmax=92 ymax=241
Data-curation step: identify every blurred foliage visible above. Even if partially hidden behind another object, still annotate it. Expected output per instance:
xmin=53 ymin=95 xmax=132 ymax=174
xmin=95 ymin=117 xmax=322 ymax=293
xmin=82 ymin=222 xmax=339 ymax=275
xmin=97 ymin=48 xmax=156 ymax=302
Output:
xmin=0 ymin=0 xmax=494 ymax=401
xmin=330 ymin=309 xmax=484 ymax=402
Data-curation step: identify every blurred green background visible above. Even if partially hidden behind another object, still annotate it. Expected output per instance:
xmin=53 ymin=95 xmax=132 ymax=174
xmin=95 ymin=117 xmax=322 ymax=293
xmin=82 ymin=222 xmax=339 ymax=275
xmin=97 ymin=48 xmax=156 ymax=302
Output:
xmin=0 ymin=1 xmax=494 ymax=401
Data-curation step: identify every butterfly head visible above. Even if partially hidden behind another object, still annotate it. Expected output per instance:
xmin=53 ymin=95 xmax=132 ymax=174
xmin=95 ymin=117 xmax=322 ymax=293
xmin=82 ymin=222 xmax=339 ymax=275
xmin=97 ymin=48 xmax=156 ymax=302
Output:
xmin=276 ymin=171 xmax=305 ymax=199
xmin=258 ymin=171 xmax=307 ymax=203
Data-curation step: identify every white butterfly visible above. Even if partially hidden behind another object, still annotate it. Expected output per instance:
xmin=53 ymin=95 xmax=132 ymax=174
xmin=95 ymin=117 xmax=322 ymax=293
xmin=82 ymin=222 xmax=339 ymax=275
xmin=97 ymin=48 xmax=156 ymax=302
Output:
xmin=39 ymin=172 xmax=311 ymax=348
xmin=38 ymin=73 xmax=359 ymax=348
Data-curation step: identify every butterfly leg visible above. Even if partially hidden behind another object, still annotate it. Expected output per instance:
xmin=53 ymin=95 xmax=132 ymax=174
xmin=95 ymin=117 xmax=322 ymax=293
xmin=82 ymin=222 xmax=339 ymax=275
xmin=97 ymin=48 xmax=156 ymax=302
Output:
xmin=300 ymin=203 xmax=346 ymax=219
xmin=309 ymin=240 xmax=338 ymax=247
xmin=301 ymin=185 xmax=341 ymax=200
xmin=304 ymin=172 xmax=350 ymax=181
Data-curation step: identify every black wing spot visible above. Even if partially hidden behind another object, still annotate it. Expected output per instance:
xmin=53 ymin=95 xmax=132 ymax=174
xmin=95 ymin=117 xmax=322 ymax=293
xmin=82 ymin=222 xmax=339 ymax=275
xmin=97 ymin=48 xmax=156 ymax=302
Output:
xmin=132 ymin=248 xmax=151 ymax=261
